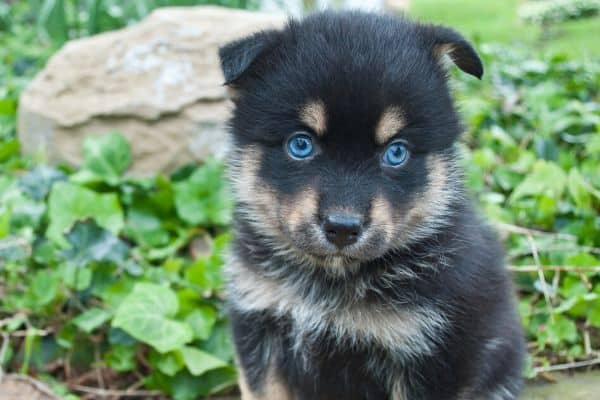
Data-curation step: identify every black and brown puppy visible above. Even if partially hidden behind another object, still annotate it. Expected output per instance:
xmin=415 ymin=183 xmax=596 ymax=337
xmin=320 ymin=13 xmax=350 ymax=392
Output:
xmin=219 ymin=11 xmax=524 ymax=400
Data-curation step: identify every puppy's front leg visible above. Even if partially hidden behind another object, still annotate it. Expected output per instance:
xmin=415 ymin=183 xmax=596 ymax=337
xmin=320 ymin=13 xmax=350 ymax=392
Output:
xmin=231 ymin=308 xmax=293 ymax=400
xmin=237 ymin=362 xmax=292 ymax=400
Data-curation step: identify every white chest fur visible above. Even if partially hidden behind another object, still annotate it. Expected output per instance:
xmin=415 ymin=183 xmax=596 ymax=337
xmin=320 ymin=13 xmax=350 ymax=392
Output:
xmin=226 ymin=257 xmax=447 ymax=360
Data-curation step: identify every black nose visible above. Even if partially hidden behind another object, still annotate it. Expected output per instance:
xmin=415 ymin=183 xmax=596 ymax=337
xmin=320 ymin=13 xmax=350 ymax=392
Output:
xmin=322 ymin=213 xmax=363 ymax=248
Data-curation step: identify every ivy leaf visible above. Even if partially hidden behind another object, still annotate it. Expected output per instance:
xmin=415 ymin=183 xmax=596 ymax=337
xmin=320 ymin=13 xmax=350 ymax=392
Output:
xmin=0 ymin=139 xmax=19 ymax=162
xmin=185 ymin=306 xmax=217 ymax=341
xmin=0 ymin=208 xmax=9 ymax=238
xmin=0 ymin=98 xmax=17 ymax=116
xmin=184 ymin=233 xmax=229 ymax=292
xmin=146 ymin=369 xmax=235 ymax=400
xmin=112 ymin=283 xmax=193 ymax=353
xmin=60 ymin=263 xmax=93 ymax=291
xmin=105 ymin=344 xmax=136 ymax=372
xmin=61 ymin=220 xmax=128 ymax=268
xmin=0 ymin=237 xmax=29 ymax=261
xmin=149 ymin=351 xmax=184 ymax=377
xmin=174 ymin=160 xmax=232 ymax=226
xmin=73 ymin=308 xmax=112 ymax=333
xmin=125 ymin=205 xmax=170 ymax=248
xmin=38 ymin=0 xmax=68 ymax=44
xmin=98 ymin=279 xmax=135 ymax=311
xmin=540 ymin=314 xmax=579 ymax=348
xmin=200 ymin=321 xmax=234 ymax=363
xmin=590 ymin=288 xmax=600 ymax=328
xmin=178 ymin=346 xmax=227 ymax=376
xmin=510 ymin=160 xmax=567 ymax=202
xmin=18 ymin=166 xmax=66 ymax=201
xmin=47 ymin=182 xmax=124 ymax=245
xmin=81 ymin=133 xmax=131 ymax=183
xmin=567 ymin=168 xmax=593 ymax=211
xmin=27 ymin=270 xmax=60 ymax=309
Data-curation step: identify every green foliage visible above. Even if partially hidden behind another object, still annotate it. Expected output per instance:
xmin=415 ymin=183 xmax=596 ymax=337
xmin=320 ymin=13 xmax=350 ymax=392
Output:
xmin=33 ymin=0 xmax=257 ymax=45
xmin=0 ymin=1 xmax=599 ymax=397
xmin=47 ymin=182 xmax=124 ymax=244
xmin=519 ymin=0 xmax=600 ymax=25
xmin=1 ymin=131 xmax=235 ymax=397
xmin=174 ymin=160 xmax=233 ymax=226
xmin=113 ymin=283 xmax=194 ymax=353
xmin=455 ymin=45 xmax=600 ymax=372
xmin=410 ymin=0 xmax=600 ymax=59
xmin=80 ymin=132 xmax=131 ymax=184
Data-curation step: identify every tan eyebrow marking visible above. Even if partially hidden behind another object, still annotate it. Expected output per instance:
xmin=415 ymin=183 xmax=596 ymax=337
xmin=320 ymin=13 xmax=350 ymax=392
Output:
xmin=299 ymin=100 xmax=327 ymax=136
xmin=375 ymin=106 xmax=407 ymax=145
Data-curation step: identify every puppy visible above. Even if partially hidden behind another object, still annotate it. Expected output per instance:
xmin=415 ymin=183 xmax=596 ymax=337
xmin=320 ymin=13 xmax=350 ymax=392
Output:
xmin=219 ymin=11 xmax=525 ymax=400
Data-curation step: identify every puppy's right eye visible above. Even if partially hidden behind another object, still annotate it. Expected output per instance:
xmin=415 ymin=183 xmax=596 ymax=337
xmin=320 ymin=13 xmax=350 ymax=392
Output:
xmin=382 ymin=141 xmax=409 ymax=167
xmin=286 ymin=133 xmax=314 ymax=160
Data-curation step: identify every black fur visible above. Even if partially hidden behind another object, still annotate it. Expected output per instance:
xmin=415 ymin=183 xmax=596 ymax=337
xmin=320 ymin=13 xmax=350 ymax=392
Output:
xmin=221 ymin=11 xmax=524 ymax=400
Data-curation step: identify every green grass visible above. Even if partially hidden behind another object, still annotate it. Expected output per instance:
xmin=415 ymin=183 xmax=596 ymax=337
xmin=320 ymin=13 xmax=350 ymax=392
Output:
xmin=409 ymin=0 xmax=600 ymax=59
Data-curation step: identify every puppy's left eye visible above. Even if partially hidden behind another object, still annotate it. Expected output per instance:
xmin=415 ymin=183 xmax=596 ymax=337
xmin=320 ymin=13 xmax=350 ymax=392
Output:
xmin=382 ymin=141 xmax=409 ymax=167
xmin=287 ymin=133 xmax=314 ymax=159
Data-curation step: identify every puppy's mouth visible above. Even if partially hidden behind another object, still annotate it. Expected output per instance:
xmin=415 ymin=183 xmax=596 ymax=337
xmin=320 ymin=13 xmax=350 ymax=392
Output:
xmin=286 ymin=223 xmax=389 ymax=268
xmin=307 ymin=251 xmax=360 ymax=262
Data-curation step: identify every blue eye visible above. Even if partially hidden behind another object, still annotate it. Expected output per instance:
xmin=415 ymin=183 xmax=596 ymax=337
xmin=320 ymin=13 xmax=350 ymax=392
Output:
xmin=383 ymin=141 xmax=409 ymax=167
xmin=287 ymin=133 xmax=314 ymax=159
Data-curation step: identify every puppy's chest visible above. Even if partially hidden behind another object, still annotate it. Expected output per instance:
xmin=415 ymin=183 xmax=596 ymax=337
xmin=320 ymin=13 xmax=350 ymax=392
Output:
xmin=276 ymin=333 xmax=394 ymax=400
xmin=228 ymin=261 xmax=447 ymax=358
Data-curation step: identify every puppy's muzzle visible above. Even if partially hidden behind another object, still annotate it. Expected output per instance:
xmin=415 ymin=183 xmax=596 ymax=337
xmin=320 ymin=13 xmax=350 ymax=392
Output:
xmin=321 ymin=213 xmax=364 ymax=248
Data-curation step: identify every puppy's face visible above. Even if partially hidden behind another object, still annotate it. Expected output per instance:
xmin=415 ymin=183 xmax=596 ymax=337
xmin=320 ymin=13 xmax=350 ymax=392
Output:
xmin=221 ymin=12 xmax=482 ymax=273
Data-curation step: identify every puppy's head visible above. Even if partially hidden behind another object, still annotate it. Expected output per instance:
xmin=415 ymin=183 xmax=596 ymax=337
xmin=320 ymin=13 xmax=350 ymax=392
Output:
xmin=220 ymin=12 xmax=481 ymax=274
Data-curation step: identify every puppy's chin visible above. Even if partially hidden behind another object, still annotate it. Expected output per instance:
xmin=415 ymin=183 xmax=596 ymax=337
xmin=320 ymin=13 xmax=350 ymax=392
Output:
xmin=285 ymin=224 xmax=390 ymax=273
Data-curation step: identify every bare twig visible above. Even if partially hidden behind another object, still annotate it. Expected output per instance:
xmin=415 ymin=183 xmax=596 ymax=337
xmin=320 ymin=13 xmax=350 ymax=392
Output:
xmin=9 ymin=328 xmax=52 ymax=337
xmin=551 ymin=268 xmax=561 ymax=299
xmin=527 ymin=235 xmax=555 ymax=316
xmin=508 ymin=265 xmax=600 ymax=273
xmin=71 ymin=369 xmax=99 ymax=386
xmin=495 ymin=222 xmax=577 ymax=240
xmin=0 ymin=313 xmax=26 ymax=330
xmin=583 ymin=329 xmax=592 ymax=356
xmin=533 ymin=357 xmax=600 ymax=373
xmin=94 ymin=345 xmax=105 ymax=389
xmin=510 ymin=245 xmax=600 ymax=259
xmin=125 ymin=380 xmax=145 ymax=392
xmin=0 ymin=333 xmax=9 ymax=381
xmin=68 ymin=384 xmax=163 ymax=398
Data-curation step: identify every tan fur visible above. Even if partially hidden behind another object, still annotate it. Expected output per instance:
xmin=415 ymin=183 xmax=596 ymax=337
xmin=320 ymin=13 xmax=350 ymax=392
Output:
xmin=226 ymin=86 xmax=240 ymax=100
xmin=299 ymin=100 xmax=327 ymax=136
xmin=375 ymin=106 xmax=406 ymax=145
xmin=401 ymin=153 xmax=453 ymax=242
xmin=285 ymin=187 xmax=318 ymax=232
xmin=237 ymin=357 xmax=292 ymax=400
xmin=229 ymin=146 xmax=282 ymax=239
xmin=227 ymin=256 xmax=446 ymax=357
xmin=226 ymin=255 xmax=282 ymax=312
xmin=391 ymin=379 xmax=407 ymax=400
xmin=370 ymin=194 xmax=395 ymax=242
xmin=229 ymin=146 xmax=330 ymax=270
xmin=237 ymin=365 xmax=256 ymax=400
xmin=457 ymin=385 xmax=516 ymax=400
xmin=411 ymin=153 xmax=448 ymax=220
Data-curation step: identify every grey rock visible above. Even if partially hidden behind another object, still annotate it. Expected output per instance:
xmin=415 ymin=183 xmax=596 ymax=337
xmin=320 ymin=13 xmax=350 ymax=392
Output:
xmin=18 ymin=6 xmax=284 ymax=175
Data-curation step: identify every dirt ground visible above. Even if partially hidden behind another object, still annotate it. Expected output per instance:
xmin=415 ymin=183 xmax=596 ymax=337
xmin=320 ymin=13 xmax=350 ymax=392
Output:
xmin=0 ymin=375 xmax=57 ymax=400
xmin=522 ymin=370 xmax=600 ymax=400
xmin=1 ymin=371 xmax=600 ymax=399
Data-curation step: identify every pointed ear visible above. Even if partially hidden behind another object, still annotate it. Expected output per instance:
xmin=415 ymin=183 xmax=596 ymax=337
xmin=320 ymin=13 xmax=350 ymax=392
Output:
xmin=429 ymin=26 xmax=483 ymax=79
xmin=218 ymin=30 xmax=282 ymax=86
